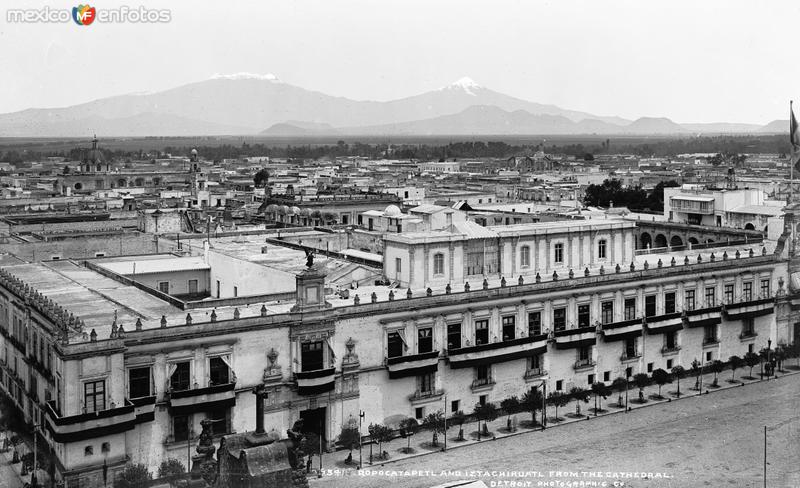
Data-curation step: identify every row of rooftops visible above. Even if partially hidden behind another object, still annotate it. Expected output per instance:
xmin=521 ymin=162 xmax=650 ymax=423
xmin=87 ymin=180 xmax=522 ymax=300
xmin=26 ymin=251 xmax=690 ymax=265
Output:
xmin=0 ymin=234 xmax=777 ymax=347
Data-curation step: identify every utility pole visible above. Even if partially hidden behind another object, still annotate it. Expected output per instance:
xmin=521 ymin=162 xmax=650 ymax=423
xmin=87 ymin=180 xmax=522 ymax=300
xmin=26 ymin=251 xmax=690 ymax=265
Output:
xmin=763 ymin=425 xmax=767 ymax=488
xmin=443 ymin=394 xmax=447 ymax=452
xmin=541 ymin=381 xmax=546 ymax=430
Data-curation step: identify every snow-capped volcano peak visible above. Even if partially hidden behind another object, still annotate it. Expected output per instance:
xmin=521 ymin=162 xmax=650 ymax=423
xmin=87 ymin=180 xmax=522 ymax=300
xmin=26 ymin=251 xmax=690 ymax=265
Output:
xmin=210 ymin=72 xmax=281 ymax=82
xmin=440 ymin=77 xmax=482 ymax=95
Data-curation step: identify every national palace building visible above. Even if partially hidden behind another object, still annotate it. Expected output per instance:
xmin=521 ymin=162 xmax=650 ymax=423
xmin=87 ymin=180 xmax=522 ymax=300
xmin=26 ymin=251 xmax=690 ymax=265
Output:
xmin=0 ymin=208 xmax=798 ymax=487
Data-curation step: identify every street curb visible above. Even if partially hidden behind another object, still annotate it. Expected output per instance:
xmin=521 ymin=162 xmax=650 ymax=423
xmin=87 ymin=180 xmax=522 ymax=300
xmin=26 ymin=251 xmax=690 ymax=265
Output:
xmin=310 ymin=367 xmax=799 ymax=482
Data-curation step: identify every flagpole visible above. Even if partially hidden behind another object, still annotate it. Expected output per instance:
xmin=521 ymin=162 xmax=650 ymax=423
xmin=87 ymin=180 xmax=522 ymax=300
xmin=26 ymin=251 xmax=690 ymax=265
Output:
xmin=790 ymin=100 xmax=794 ymax=204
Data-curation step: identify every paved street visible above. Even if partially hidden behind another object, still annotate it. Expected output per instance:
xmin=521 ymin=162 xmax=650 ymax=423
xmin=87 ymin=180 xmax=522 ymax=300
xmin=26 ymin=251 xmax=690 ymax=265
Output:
xmin=315 ymin=372 xmax=800 ymax=488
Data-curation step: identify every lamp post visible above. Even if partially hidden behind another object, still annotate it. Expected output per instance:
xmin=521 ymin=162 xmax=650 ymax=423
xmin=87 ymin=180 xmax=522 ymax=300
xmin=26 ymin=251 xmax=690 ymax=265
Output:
xmin=766 ymin=339 xmax=772 ymax=381
xmin=625 ymin=369 xmax=629 ymax=411
xmin=358 ymin=410 xmax=364 ymax=470
xmin=443 ymin=395 xmax=447 ymax=452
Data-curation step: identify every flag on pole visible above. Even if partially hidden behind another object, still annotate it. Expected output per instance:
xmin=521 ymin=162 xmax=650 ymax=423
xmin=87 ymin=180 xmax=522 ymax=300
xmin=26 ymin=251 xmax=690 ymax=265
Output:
xmin=791 ymin=101 xmax=800 ymax=172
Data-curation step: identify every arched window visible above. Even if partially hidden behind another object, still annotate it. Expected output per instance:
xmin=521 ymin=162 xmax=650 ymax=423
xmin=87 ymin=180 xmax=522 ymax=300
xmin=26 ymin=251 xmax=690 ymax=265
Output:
xmin=598 ymin=239 xmax=607 ymax=259
xmin=520 ymin=245 xmax=531 ymax=267
xmin=433 ymin=253 xmax=445 ymax=275
xmin=84 ymin=445 xmax=93 ymax=456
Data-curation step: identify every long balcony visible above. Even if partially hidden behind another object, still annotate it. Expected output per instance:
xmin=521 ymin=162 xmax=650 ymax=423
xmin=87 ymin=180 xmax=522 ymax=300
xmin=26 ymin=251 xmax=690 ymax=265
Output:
xmin=620 ymin=352 xmax=641 ymax=362
xmin=554 ymin=326 xmax=596 ymax=350
xmin=447 ymin=334 xmax=547 ymax=369
xmin=45 ymin=399 xmax=137 ymax=443
xmin=661 ymin=345 xmax=681 ymax=355
xmin=683 ymin=306 xmax=722 ymax=329
xmin=644 ymin=312 xmax=684 ymax=335
xmin=601 ymin=318 xmax=643 ymax=343
xmin=739 ymin=331 xmax=758 ymax=340
xmin=168 ymin=381 xmax=236 ymax=415
xmin=723 ymin=297 xmax=774 ymax=321
xmin=295 ymin=368 xmax=336 ymax=396
xmin=385 ymin=350 xmax=439 ymax=379
xmin=523 ymin=368 xmax=547 ymax=381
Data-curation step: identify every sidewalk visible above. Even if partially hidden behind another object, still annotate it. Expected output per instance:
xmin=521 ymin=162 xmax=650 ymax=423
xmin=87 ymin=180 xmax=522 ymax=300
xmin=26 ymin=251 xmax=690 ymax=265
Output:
xmin=0 ymin=429 xmax=49 ymax=488
xmin=310 ymin=365 xmax=800 ymax=480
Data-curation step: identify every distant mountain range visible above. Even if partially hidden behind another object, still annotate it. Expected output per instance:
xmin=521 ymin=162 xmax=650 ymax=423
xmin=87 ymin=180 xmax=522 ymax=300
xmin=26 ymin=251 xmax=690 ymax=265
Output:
xmin=0 ymin=73 xmax=787 ymax=137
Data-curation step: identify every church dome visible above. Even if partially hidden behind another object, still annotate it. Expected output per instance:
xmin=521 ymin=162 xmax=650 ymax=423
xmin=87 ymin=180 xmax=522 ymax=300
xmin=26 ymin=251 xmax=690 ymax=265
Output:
xmin=384 ymin=205 xmax=402 ymax=217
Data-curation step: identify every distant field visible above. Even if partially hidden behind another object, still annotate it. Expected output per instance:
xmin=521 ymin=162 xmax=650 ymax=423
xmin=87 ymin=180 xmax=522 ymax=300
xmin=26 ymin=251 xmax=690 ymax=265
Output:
xmin=0 ymin=134 xmax=763 ymax=152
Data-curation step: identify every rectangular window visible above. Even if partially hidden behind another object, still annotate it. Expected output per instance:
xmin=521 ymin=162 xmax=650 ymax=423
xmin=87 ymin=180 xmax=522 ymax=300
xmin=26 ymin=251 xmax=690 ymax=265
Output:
xmin=158 ymin=281 xmax=169 ymax=294
xmin=603 ymin=371 xmax=610 ymax=382
xmin=664 ymin=292 xmax=676 ymax=314
xmin=706 ymin=351 xmax=713 ymax=362
xmin=704 ymin=325 xmax=717 ymax=343
xmin=216 ymin=280 xmax=220 ymax=298
xmin=233 ymin=286 xmax=238 ymax=298
xmin=205 ymin=407 xmax=230 ymax=437
xmin=742 ymin=318 xmax=755 ymax=336
xmin=624 ymin=298 xmax=636 ymax=321
xmin=447 ymin=323 xmax=461 ymax=350
xmin=395 ymin=258 xmax=402 ymax=274
xmin=520 ymin=246 xmax=531 ymax=267
xmin=528 ymin=312 xmax=542 ymax=336
xmin=587 ymin=374 xmax=595 ymax=385
xmin=577 ymin=304 xmax=591 ymax=328
xmin=529 ymin=354 xmax=541 ymax=370
xmin=418 ymin=373 xmax=434 ymax=394
xmin=188 ymin=280 xmax=198 ymax=294
xmin=209 ymin=357 xmax=230 ymax=385
xmin=418 ymin=328 xmax=433 ymax=353
xmin=475 ymin=365 xmax=491 ymax=385
xmin=475 ymin=319 xmax=489 ymax=345
xmin=645 ymin=295 xmax=657 ymax=317
xmin=666 ymin=359 xmax=673 ymax=369
xmin=301 ymin=341 xmax=324 ymax=372
xmin=128 ymin=367 xmax=151 ymax=399
xmin=601 ymin=301 xmax=614 ymax=325
xmin=579 ymin=345 xmax=591 ymax=361
xmin=705 ymin=287 xmax=715 ymax=308
xmin=501 ymin=316 xmax=515 ymax=341
xmin=760 ymin=279 xmax=770 ymax=298
xmin=685 ymin=290 xmax=696 ymax=311
xmin=724 ymin=284 xmax=734 ymax=304
xmin=170 ymin=362 xmax=190 ymax=391
xmin=173 ymin=415 xmax=190 ymax=442
xmin=624 ymin=338 xmax=637 ymax=358
xmin=647 ymin=362 xmax=654 ymax=373
xmin=84 ymin=380 xmax=105 ymax=414
xmin=598 ymin=239 xmax=607 ymax=259
xmin=742 ymin=281 xmax=752 ymax=302
xmin=665 ymin=331 xmax=676 ymax=350
xmin=554 ymin=243 xmax=564 ymax=264
xmin=387 ymin=332 xmax=404 ymax=358
xmin=552 ymin=307 xmax=567 ymax=331
xmin=556 ymin=380 xmax=563 ymax=391
xmin=451 ymin=400 xmax=459 ymax=413
xmin=433 ymin=253 xmax=445 ymax=275
xmin=415 ymin=407 xmax=424 ymax=419
xmin=479 ymin=394 xmax=487 ymax=406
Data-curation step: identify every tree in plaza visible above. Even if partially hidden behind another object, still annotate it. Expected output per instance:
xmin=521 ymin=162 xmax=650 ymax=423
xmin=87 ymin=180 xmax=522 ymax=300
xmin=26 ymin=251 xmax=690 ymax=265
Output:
xmin=158 ymin=458 xmax=186 ymax=486
xmin=690 ymin=359 xmax=702 ymax=389
xmin=671 ymin=365 xmax=685 ymax=397
xmin=547 ymin=390 xmax=570 ymax=421
xmin=611 ymin=376 xmax=628 ymax=407
xmin=651 ymin=368 xmax=671 ymax=398
xmin=398 ymin=418 xmax=418 ymax=453
xmin=590 ymin=382 xmax=612 ymax=414
xmin=521 ymin=386 xmax=544 ymax=426
xmin=569 ymin=386 xmax=591 ymax=416
xmin=633 ymin=373 xmax=651 ymax=402
xmin=253 ymin=168 xmax=270 ymax=188
xmin=450 ymin=410 xmax=466 ymax=441
xmin=117 ymin=464 xmax=152 ymax=488
xmin=500 ymin=396 xmax=520 ymax=431
xmin=367 ymin=423 xmax=392 ymax=459
xmin=421 ymin=411 xmax=446 ymax=447
xmin=744 ymin=351 xmax=761 ymax=378
xmin=472 ymin=402 xmax=498 ymax=439
xmin=728 ymin=355 xmax=743 ymax=382
xmin=708 ymin=360 xmax=724 ymax=386
xmin=338 ymin=422 xmax=361 ymax=457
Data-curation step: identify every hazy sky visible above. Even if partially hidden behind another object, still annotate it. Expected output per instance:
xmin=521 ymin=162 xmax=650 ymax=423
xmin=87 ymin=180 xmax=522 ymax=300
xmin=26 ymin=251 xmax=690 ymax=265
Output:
xmin=1 ymin=0 xmax=797 ymax=124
